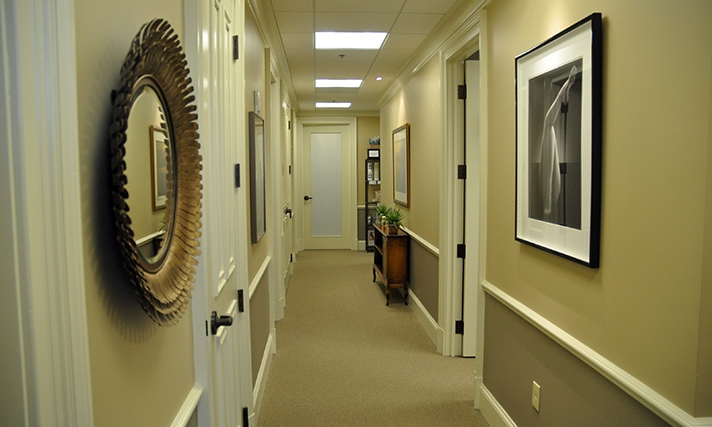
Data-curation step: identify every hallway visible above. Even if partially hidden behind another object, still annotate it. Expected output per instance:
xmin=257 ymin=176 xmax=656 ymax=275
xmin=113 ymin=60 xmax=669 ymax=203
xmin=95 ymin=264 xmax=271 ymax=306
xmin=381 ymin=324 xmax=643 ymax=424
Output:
xmin=257 ymin=250 xmax=489 ymax=426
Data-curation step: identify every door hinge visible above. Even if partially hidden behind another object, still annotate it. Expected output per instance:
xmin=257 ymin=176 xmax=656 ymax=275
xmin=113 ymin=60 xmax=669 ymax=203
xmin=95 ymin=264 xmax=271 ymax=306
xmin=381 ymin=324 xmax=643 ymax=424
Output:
xmin=288 ymin=120 xmax=291 ymax=130
xmin=456 ymin=244 xmax=466 ymax=259
xmin=290 ymin=253 xmax=294 ymax=262
xmin=234 ymin=163 xmax=241 ymax=188
xmin=457 ymin=84 xmax=467 ymax=100
xmin=232 ymin=35 xmax=239 ymax=61
xmin=455 ymin=320 xmax=464 ymax=335
xmin=457 ymin=164 xmax=467 ymax=180
xmin=243 ymin=407 xmax=249 ymax=427
xmin=238 ymin=289 xmax=245 ymax=313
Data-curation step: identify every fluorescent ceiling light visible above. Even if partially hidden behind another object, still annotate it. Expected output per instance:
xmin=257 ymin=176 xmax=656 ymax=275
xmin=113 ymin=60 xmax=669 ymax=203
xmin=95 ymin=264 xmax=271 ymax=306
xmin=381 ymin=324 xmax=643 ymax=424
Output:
xmin=315 ymin=32 xmax=387 ymax=50
xmin=315 ymin=79 xmax=363 ymax=88
xmin=316 ymin=102 xmax=351 ymax=109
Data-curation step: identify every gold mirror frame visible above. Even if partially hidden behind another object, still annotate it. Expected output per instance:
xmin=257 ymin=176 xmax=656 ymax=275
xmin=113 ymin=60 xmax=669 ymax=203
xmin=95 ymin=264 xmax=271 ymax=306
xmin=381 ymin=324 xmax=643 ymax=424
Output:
xmin=109 ymin=19 xmax=202 ymax=326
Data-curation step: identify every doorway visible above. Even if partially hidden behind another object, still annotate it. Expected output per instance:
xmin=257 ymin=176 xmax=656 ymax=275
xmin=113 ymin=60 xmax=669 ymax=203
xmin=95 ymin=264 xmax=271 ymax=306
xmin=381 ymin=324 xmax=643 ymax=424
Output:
xmin=296 ymin=118 xmax=357 ymax=251
xmin=442 ymin=32 xmax=485 ymax=360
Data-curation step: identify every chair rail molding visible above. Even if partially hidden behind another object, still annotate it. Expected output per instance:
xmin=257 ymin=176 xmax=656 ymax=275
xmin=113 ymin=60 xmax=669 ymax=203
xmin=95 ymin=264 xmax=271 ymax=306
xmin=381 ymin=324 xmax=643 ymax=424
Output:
xmin=482 ymin=281 xmax=712 ymax=427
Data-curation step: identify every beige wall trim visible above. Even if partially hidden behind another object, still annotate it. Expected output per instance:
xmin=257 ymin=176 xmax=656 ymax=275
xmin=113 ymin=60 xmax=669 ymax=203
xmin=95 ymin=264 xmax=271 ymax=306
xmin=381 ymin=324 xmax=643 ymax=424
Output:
xmin=409 ymin=289 xmax=443 ymax=352
xmin=250 ymin=255 xmax=271 ymax=300
xmin=482 ymin=281 xmax=712 ymax=427
xmin=253 ymin=331 xmax=275 ymax=424
xmin=170 ymin=384 xmax=203 ymax=427
xmin=401 ymin=226 xmax=439 ymax=256
xmin=479 ymin=384 xmax=518 ymax=427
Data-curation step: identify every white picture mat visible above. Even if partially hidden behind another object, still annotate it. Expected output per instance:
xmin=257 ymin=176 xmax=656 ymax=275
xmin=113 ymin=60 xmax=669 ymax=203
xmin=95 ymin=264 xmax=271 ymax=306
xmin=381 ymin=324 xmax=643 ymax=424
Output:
xmin=516 ymin=21 xmax=594 ymax=263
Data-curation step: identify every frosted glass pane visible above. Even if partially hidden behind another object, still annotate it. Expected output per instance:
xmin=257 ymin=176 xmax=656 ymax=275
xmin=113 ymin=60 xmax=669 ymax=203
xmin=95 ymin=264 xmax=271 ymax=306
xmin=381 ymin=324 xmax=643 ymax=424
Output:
xmin=310 ymin=133 xmax=342 ymax=237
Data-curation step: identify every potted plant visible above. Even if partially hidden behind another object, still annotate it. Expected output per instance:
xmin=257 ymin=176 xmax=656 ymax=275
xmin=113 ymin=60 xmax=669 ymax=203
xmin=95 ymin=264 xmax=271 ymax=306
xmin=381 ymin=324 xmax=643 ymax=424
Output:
xmin=374 ymin=203 xmax=389 ymax=225
xmin=383 ymin=207 xmax=403 ymax=234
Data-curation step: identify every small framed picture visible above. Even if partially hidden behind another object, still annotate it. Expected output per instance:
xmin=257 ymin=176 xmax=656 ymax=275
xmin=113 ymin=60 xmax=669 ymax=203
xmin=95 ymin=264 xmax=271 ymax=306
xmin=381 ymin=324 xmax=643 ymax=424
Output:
xmin=150 ymin=125 xmax=169 ymax=211
xmin=367 ymin=148 xmax=380 ymax=158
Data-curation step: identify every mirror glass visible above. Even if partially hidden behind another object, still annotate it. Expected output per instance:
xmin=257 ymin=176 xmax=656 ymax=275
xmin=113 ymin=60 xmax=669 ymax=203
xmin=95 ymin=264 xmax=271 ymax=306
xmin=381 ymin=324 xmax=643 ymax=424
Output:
xmin=124 ymin=81 xmax=175 ymax=267
xmin=110 ymin=18 xmax=201 ymax=326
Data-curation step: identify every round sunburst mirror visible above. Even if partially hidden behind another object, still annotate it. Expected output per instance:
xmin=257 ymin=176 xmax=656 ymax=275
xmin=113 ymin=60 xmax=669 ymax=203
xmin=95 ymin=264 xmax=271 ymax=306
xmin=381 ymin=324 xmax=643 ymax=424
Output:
xmin=109 ymin=19 xmax=202 ymax=326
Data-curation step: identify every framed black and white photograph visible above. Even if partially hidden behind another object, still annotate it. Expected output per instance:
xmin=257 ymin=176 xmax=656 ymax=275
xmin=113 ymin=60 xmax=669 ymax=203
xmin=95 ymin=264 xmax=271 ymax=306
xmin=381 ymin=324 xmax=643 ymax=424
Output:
xmin=392 ymin=123 xmax=410 ymax=208
xmin=515 ymin=13 xmax=602 ymax=267
xmin=249 ymin=111 xmax=266 ymax=243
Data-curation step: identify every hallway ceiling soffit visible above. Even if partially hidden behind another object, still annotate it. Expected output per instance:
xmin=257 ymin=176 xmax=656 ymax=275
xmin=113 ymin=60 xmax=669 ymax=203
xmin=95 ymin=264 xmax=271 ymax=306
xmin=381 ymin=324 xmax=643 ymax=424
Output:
xmin=262 ymin=0 xmax=462 ymax=113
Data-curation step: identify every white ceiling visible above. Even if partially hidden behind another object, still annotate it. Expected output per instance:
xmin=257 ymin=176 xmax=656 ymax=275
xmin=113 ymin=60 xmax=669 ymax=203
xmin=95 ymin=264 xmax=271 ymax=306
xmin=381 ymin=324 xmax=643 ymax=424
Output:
xmin=268 ymin=0 xmax=461 ymax=112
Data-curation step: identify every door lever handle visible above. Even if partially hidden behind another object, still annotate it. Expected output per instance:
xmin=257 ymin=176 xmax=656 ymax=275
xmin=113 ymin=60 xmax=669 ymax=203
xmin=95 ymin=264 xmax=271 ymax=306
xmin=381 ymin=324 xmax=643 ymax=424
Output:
xmin=304 ymin=195 xmax=313 ymax=201
xmin=210 ymin=310 xmax=233 ymax=335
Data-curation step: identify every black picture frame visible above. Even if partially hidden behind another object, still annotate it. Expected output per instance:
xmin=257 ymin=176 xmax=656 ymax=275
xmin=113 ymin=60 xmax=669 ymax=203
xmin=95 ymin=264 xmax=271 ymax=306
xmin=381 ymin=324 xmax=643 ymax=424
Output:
xmin=515 ymin=13 xmax=602 ymax=268
xmin=249 ymin=111 xmax=266 ymax=243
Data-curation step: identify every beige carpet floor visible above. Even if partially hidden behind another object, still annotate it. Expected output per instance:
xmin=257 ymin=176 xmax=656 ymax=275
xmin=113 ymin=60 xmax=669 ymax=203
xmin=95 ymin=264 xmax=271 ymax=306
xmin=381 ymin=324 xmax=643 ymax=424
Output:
xmin=257 ymin=250 xmax=489 ymax=427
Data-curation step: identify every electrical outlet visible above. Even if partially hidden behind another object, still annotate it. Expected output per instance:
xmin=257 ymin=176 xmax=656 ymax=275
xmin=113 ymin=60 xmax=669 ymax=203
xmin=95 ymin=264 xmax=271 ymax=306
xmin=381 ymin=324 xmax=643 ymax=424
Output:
xmin=532 ymin=381 xmax=541 ymax=412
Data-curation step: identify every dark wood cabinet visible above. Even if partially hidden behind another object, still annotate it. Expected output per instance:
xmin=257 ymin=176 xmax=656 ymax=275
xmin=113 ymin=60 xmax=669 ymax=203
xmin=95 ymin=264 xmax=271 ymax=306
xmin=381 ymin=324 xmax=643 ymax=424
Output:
xmin=372 ymin=225 xmax=409 ymax=306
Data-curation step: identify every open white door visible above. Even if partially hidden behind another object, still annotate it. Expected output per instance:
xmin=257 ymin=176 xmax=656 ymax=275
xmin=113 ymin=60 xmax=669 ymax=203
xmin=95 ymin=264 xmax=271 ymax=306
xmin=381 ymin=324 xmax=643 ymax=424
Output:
xmin=462 ymin=58 xmax=481 ymax=357
xmin=187 ymin=0 xmax=252 ymax=425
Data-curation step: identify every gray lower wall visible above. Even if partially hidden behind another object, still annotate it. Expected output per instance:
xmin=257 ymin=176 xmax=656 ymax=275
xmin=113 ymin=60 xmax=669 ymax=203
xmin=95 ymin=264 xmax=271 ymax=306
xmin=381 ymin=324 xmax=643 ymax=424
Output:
xmin=408 ymin=239 xmax=439 ymax=321
xmin=483 ymin=294 xmax=670 ymax=427
xmin=250 ymin=269 xmax=270 ymax=386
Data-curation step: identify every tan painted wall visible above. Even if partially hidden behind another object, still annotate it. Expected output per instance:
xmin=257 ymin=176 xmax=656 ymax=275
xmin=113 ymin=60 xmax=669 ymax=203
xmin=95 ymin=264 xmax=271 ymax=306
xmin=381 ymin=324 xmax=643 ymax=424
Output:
xmin=380 ymin=55 xmax=442 ymax=246
xmin=485 ymin=0 xmax=712 ymax=415
xmin=75 ymin=1 xmax=196 ymax=425
xmin=250 ymin=270 xmax=270 ymax=386
xmin=484 ymin=295 xmax=672 ymax=426
xmin=245 ymin=7 xmax=269 ymax=281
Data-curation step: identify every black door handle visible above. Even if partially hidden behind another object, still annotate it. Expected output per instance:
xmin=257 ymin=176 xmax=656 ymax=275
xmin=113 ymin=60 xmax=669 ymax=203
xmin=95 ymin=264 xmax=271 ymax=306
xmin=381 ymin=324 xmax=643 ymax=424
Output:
xmin=304 ymin=195 xmax=313 ymax=201
xmin=210 ymin=310 xmax=233 ymax=335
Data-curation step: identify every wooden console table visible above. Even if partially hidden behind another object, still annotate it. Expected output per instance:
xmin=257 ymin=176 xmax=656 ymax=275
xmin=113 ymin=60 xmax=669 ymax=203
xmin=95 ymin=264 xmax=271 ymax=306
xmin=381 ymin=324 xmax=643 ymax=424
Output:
xmin=372 ymin=225 xmax=409 ymax=306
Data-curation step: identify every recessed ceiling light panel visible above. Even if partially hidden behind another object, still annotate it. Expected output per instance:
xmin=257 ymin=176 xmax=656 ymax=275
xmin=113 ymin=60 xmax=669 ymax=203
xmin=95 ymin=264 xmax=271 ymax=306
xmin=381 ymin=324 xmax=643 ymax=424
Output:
xmin=315 ymin=32 xmax=387 ymax=50
xmin=316 ymin=102 xmax=352 ymax=109
xmin=315 ymin=79 xmax=363 ymax=88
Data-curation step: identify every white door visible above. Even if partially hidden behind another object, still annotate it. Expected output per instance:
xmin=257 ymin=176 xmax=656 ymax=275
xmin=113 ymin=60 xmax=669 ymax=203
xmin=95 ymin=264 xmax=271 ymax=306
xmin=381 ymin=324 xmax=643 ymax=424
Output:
xmin=280 ymin=102 xmax=294 ymax=311
xmin=302 ymin=125 xmax=354 ymax=250
xmin=189 ymin=1 xmax=252 ymax=426
xmin=462 ymin=58 xmax=481 ymax=357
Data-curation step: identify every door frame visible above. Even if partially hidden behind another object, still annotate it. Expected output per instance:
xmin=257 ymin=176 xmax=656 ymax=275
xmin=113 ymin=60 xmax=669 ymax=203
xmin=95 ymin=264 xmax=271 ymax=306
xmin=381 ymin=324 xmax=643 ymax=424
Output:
xmin=1 ymin=0 xmax=93 ymax=424
xmin=438 ymin=8 xmax=487 ymax=362
xmin=295 ymin=117 xmax=358 ymax=252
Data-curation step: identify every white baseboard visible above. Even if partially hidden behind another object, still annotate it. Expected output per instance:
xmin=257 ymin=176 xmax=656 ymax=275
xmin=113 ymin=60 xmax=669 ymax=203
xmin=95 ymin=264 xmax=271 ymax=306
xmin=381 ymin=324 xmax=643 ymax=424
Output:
xmin=409 ymin=290 xmax=443 ymax=351
xmin=478 ymin=383 xmax=517 ymax=427
xmin=170 ymin=384 xmax=203 ymax=427
xmin=253 ymin=331 xmax=275 ymax=423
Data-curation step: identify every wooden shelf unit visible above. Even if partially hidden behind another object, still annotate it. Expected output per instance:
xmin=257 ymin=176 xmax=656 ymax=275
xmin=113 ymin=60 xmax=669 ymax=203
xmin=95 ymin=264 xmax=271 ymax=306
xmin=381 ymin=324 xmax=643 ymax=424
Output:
xmin=364 ymin=154 xmax=380 ymax=252
xmin=372 ymin=225 xmax=409 ymax=306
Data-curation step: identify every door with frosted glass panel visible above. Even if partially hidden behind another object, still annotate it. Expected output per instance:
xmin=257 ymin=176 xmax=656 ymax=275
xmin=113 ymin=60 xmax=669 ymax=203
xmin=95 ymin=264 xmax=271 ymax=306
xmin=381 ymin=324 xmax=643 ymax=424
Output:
xmin=303 ymin=127 xmax=353 ymax=249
